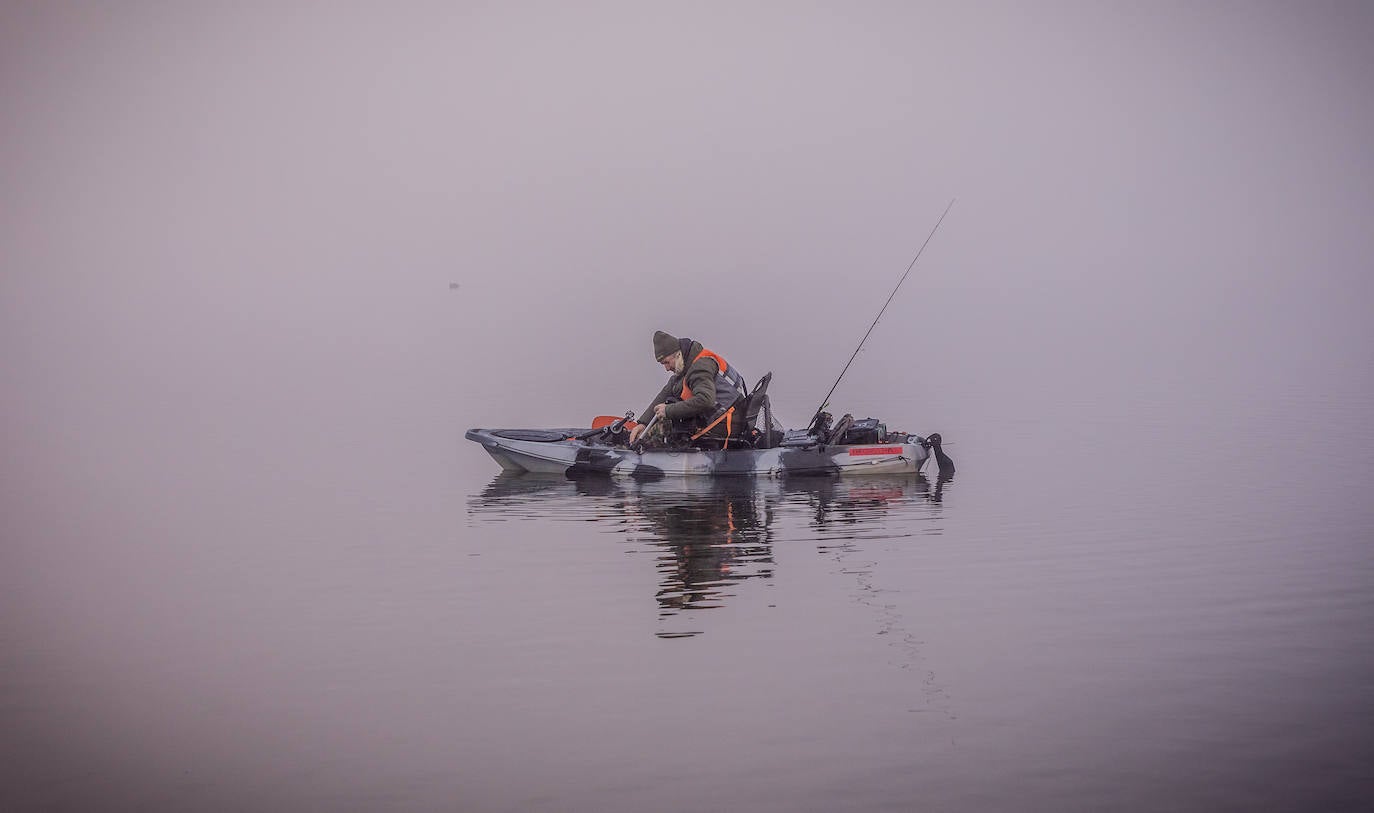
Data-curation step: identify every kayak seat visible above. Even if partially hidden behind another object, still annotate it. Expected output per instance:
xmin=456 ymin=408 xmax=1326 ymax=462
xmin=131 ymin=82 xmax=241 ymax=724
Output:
xmin=683 ymin=373 xmax=777 ymax=450
xmin=734 ymin=372 xmax=779 ymax=449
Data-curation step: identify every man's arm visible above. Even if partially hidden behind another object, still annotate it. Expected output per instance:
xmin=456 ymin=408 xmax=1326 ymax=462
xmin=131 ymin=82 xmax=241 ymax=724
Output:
xmin=637 ymin=378 xmax=679 ymax=424
xmin=664 ymin=361 xmax=717 ymax=420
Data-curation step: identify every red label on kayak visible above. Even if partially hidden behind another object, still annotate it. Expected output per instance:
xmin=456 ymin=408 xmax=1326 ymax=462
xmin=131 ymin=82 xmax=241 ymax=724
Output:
xmin=849 ymin=446 xmax=902 ymax=456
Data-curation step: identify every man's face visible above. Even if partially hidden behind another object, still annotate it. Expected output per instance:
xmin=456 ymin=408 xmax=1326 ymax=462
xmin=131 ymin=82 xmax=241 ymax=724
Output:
xmin=660 ymin=351 xmax=683 ymax=374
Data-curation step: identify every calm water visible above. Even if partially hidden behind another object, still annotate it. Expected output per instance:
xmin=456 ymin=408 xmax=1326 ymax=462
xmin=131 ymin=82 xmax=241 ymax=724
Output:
xmin=6 ymin=361 xmax=1371 ymax=812
xmin=453 ymin=385 xmax=1374 ymax=812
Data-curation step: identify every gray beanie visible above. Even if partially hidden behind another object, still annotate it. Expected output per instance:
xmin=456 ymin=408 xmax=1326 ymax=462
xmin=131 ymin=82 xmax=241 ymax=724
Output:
xmin=653 ymin=330 xmax=680 ymax=361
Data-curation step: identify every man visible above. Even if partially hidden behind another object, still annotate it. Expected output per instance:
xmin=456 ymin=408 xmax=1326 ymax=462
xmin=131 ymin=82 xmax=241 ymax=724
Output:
xmin=629 ymin=330 xmax=748 ymax=446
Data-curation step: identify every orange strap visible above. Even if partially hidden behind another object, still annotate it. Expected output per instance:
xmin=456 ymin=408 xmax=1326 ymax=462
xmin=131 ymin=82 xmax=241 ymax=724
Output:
xmin=690 ymin=406 xmax=734 ymax=448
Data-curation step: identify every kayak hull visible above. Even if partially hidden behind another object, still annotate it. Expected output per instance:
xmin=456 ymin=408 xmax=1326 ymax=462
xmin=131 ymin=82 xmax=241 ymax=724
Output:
xmin=465 ymin=428 xmax=930 ymax=477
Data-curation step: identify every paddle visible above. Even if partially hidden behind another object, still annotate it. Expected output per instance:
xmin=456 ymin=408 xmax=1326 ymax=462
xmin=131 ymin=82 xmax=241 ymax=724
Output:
xmin=591 ymin=414 xmax=638 ymax=430
xmin=573 ymin=412 xmax=638 ymax=442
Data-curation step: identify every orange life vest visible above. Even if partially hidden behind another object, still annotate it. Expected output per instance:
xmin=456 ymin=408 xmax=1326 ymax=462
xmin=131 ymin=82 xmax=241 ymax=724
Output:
xmin=678 ymin=348 xmax=747 ymax=447
xmin=679 ymin=349 xmax=731 ymax=401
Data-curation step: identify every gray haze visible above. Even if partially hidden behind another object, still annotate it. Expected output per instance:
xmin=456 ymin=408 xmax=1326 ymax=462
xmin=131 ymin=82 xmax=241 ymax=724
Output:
xmin=3 ymin=2 xmax=1373 ymax=811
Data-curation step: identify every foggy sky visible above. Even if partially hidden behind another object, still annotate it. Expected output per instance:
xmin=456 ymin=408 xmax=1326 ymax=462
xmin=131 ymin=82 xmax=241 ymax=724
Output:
xmin=3 ymin=2 xmax=1371 ymax=436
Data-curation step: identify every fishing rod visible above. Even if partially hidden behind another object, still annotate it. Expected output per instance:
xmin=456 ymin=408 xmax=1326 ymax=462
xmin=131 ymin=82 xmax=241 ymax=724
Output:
xmin=807 ymin=198 xmax=956 ymax=432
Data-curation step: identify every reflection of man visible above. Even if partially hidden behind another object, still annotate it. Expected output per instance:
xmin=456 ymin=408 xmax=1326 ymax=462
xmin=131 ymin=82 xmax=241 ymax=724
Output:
xmin=630 ymin=331 xmax=748 ymax=446
xmin=635 ymin=484 xmax=772 ymax=614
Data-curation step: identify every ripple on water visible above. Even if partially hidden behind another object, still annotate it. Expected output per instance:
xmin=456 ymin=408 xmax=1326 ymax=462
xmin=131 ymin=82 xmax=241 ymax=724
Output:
xmin=467 ymin=471 xmax=953 ymax=630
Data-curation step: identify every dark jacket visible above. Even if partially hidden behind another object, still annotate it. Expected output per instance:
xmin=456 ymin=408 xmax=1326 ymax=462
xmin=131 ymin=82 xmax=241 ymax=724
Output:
xmin=638 ymin=339 xmax=745 ymax=428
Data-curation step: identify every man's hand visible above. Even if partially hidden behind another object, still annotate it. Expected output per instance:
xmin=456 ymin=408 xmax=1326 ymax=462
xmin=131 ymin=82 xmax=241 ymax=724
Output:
xmin=630 ymin=405 xmax=667 ymax=445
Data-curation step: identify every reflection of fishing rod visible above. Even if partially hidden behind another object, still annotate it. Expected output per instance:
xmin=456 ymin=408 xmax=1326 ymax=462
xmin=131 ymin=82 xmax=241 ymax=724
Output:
xmin=807 ymin=199 xmax=956 ymax=432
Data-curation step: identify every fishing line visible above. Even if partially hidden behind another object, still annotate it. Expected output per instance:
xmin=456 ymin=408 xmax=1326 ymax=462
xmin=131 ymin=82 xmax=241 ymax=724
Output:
xmin=809 ymin=198 xmax=956 ymax=429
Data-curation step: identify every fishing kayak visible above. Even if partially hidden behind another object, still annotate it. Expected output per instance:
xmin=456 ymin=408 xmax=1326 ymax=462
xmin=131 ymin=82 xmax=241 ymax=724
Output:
xmin=464 ymin=425 xmax=951 ymax=478
xmin=466 ymin=206 xmax=960 ymax=481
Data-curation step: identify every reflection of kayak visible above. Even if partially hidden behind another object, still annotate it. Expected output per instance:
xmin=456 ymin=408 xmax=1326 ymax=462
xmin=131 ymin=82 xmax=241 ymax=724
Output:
xmin=465 ymin=427 xmax=945 ymax=477
xmin=474 ymin=471 xmax=935 ymax=503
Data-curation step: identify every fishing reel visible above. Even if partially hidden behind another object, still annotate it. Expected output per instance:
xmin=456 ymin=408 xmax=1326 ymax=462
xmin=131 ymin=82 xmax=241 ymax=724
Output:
xmin=603 ymin=411 xmax=635 ymax=445
xmin=809 ymin=411 xmax=833 ymax=438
